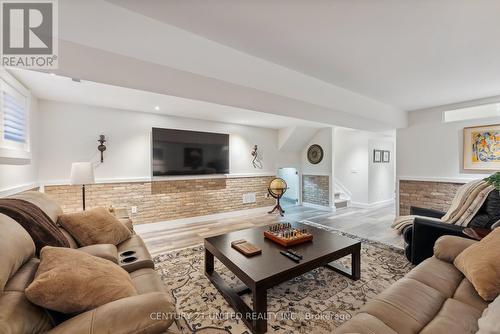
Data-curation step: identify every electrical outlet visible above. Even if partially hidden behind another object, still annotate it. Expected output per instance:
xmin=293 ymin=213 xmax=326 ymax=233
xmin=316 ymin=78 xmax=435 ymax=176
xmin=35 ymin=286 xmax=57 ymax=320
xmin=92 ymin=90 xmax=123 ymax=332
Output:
xmin=131 ymin=206 xmax=138 ymax=214
xmin=242 ymin=193 xmax=256 ymax=204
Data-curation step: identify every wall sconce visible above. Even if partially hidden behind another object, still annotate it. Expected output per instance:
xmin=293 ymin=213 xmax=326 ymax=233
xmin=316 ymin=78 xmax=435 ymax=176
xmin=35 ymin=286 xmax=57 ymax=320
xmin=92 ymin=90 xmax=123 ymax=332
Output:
xmin=97 ymin=135 xmax=107 ymax=163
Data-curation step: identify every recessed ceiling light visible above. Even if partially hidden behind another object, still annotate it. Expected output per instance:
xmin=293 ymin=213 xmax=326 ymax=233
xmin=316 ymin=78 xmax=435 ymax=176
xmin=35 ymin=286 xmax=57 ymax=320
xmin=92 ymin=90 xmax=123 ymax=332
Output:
xmin=154 ymin=106 xmax=160 ymax=111
xmin=49 ymin=73 xmax=56 ymax=76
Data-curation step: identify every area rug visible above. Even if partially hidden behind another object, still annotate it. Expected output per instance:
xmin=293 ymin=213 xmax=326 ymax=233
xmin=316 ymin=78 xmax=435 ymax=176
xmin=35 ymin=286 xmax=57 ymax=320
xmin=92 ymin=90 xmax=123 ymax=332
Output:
xmin=154 ymin=227 xmax=412 ymax=333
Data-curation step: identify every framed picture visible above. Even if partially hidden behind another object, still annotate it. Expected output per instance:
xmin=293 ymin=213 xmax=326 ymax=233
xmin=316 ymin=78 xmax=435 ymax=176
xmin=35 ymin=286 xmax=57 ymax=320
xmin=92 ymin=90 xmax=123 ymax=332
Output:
xmin=382 ymin=150 xmax=390 ymax=163
xmin=463 ymin=124 xmax=500 ymax=171
xmin=373 ymin=149 xmax=382 ymax=163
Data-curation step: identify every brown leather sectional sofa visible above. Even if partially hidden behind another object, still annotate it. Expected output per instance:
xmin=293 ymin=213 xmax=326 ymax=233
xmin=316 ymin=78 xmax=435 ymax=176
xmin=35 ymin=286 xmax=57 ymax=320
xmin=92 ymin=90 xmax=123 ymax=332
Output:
xmin=334 ymin=235 xmax=490 ymax=333
xmin=0 ymin=191 xmax=180 ymax=333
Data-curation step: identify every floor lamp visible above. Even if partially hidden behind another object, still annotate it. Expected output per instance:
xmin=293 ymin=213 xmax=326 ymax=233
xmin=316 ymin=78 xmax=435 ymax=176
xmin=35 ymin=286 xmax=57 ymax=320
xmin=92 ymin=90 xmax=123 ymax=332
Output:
xmin=70 ymin=162 xmax=95 ymax=211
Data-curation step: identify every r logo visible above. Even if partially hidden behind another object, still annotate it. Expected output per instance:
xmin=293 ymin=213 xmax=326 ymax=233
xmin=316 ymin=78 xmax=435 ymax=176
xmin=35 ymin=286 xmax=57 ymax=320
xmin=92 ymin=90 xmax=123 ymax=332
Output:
xmin=2 ymin=2 xmax=53 ymax=54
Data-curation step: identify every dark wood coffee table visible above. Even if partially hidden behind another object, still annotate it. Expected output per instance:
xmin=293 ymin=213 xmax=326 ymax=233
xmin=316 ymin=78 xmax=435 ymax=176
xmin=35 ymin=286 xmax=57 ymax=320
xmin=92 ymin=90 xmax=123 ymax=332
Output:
xmin=204 ymin=223 xmax=361 ymax=334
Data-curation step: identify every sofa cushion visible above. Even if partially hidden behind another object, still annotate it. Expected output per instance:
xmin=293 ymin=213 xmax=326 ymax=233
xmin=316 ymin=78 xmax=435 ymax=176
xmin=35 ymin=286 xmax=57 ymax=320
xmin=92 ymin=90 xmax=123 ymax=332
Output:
xmin=0 ymin=257 xmax=52 ymax=334
xmin=454 ymin=228 xmax=500 ymax=301
xmin=333 ymin=312 xmax=398 ymax=334
xmin=477 ymin=294 xmax=500 ymax=334
xmin=47 ymin=292 xmax=176 ymax=334
xmin=57 ymin=207 xmax=132 ymax=247
xmin=4 ymin=259 xmax=39 ymax=293
xmin=9 ymin=191 xmax=63 ymax=224
xmin=25 ymin=247 xmax=137 ymax=313
xmin=419 ymin=298 xmax=482 ymax=334
xmin=0 ymin=214 xmax=36 ymax=292
xmin=361 ymin=277 xmax=446 ymax=334
xmin=405 ymin=256 xmax=463 ymax=298
xmin=453 ymin=278 xmax=489 ymax=312
xmin=130 ymin=268 xmax=165 ymax=295
xmin=0 ymin=291 xmax=53 ymax=334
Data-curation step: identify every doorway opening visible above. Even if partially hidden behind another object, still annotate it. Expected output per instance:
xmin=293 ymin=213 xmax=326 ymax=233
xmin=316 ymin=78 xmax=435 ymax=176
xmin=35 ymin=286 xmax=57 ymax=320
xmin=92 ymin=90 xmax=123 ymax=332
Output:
xmin=277 ymin=167 xmax=300 ymax=209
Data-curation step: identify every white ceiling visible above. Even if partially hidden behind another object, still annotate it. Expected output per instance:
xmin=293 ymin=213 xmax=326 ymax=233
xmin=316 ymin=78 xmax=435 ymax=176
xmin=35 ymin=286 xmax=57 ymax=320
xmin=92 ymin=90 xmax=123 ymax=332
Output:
xmin=107 ymin=0 xmax=500 ymax=111
xmin=11 ymin=69 xmax=325 ymax=130
xmin=51 ymin=0 xmax=405 ymax=131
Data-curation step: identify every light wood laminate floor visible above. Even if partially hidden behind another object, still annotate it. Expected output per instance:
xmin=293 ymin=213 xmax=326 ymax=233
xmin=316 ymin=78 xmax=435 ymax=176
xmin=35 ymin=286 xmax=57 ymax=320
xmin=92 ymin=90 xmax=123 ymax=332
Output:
xmin=136 ymin=204 xmax=403 ymax=257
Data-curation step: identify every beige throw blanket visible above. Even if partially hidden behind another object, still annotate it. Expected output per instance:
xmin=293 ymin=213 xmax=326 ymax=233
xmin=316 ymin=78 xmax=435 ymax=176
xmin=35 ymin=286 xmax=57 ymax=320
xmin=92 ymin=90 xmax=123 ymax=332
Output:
xmin=392 ymin=180 xmax=495 ymax=232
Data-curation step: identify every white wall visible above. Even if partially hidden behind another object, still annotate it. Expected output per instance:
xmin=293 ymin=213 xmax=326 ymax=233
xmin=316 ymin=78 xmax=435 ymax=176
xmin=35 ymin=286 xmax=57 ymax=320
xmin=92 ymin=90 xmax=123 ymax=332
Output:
xmin=334 ymin=129 xmax=370 ymax=204
xmin=334 ymin=128 xmax=395 ymax=205
xmin=37 ymin=100 xmax=298 ymax=183
xmin=397 ymin=109 xmax=499 ymax=181
xmin=368 ymin=138 xmax=395 ymax=203
xmin=0 ymin=96 xmax=40 ymax=196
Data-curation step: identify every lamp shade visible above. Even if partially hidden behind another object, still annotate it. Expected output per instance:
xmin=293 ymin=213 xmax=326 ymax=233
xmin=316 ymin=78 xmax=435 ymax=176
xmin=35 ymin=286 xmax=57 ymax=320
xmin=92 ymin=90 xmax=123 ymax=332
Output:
xmin=70 ymin=162 xmax=95 ymax=185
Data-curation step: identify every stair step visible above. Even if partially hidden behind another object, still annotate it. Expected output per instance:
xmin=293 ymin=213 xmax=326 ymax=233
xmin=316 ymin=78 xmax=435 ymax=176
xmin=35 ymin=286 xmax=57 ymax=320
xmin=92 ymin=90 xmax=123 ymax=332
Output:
xmin=334 ymin=199 xmax=349 ymax=209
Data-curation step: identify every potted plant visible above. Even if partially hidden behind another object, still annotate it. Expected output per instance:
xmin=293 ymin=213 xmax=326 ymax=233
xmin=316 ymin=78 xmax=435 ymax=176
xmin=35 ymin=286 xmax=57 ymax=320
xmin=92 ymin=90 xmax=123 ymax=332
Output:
xmin=484 ymin=172 xmax=500 ymax=193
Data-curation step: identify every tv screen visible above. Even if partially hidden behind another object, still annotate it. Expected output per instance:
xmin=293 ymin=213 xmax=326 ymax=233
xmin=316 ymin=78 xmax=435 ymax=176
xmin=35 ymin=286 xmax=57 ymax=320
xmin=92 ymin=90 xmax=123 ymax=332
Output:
xmin=152 ymin=128 xmax=229 ymax=176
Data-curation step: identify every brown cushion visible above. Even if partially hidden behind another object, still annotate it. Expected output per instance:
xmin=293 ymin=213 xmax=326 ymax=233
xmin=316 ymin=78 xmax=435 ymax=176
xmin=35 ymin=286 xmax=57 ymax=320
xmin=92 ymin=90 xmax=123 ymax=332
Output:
xmin=25 ymin=247 xmax=137 ymax=313
xmin=57 ymin=207 xmax=131 ymax=246
xmin=454 ymin=228 xmax=500 ymax=301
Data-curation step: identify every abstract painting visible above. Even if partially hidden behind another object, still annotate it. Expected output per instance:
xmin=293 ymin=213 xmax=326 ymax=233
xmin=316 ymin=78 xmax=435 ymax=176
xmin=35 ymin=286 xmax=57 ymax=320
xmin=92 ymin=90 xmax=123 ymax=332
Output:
xmin=463 ymin=124 xmax=500 ymax=171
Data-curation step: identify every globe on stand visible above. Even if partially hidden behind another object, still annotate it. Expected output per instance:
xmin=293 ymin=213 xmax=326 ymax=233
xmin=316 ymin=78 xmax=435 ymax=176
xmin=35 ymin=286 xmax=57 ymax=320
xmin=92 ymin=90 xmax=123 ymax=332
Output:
xmin=268 ymin=178 xmax=288 ymax=217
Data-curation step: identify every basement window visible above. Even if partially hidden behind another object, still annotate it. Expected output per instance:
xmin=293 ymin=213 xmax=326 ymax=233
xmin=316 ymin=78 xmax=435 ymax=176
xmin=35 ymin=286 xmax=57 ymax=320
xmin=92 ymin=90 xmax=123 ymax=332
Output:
xmin=0 ymin=71 xmax=31 ymax=164
xmin=443 ymin=103 xmax=500 ymax=123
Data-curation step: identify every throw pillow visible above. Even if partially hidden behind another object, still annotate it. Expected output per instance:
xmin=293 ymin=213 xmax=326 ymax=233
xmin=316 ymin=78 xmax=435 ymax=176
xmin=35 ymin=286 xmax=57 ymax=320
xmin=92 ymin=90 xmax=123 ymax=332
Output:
xmin=25 ymin=247 xmax=137 ymax=313
xmin=57 ymin=207 xmax=131 ymax=246
xmin=477 ymin=294 xmax=500 ymax=334
xmin=454 ymin=228 xmax=500 ymax=301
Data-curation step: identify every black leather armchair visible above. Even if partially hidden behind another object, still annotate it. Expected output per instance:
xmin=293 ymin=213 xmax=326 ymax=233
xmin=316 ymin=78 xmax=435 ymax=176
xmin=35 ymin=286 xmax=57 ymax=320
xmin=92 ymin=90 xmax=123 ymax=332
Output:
xmin=403 ymin=207 xmax=471 ymax=265
xmin=403 ymin=190 xmax=499 ymax=265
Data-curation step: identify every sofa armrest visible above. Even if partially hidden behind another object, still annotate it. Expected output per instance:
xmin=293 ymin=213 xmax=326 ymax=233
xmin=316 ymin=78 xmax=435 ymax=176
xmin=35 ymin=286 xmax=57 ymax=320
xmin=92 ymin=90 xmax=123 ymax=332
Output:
xmin=411 ymin=218 xmax=468 ymax=265
xmin=77 ymin=244 xmax=118 ymax=263
xmin=434 ymin=235 xmax=476 ymax=263
xmin=48 ymin=292 xmax=176 ymax=334
xmin=118 ymin=218 xmax=134 ymax=234
xmin=410 ymin=206 xmax=446 ymax=219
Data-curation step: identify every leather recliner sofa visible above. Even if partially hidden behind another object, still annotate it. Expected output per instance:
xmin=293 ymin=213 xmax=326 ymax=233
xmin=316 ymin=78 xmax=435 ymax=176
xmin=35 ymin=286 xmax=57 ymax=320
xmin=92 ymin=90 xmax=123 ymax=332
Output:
xmin=334 ymin=235 xmax=493 ymax=333
xmin=0 ymin=212 xmax=179 ymax=333
xmin=8 ymin=191 xmax=154 ymax=273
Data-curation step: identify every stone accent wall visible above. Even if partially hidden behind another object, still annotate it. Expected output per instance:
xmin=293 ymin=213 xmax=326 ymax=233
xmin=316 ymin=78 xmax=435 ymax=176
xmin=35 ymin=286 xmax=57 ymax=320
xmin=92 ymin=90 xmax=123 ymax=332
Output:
xmin=302 ymin=175 xmax=329 ymax=207
xmin=399 ymin=180 xmax=465 ymax=215
xmin=44 ymin=176 xmax=275 ymax=224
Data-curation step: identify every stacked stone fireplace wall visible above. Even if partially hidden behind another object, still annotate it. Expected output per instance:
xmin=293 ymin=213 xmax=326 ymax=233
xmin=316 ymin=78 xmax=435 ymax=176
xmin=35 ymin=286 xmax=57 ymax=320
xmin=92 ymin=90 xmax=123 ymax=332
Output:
xmin=398 ymin=180 xmax=465 ymax=216
xmin=302 ymin=175 xmax=330 ymax=207
xmin=44 ymin=176 xmax=275 ymax=224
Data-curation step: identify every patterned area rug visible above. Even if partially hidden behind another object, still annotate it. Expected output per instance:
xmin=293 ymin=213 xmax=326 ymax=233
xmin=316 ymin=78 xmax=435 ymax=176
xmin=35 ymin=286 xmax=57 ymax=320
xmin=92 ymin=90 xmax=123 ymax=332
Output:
xmin=154 ymin=226 xmax=412 ymax=333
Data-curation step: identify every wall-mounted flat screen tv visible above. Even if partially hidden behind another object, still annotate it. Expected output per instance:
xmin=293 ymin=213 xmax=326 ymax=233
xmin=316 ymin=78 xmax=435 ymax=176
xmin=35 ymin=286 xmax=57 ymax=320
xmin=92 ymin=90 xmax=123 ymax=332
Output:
xmin=152 ymin=128 xmax=229 ymax=176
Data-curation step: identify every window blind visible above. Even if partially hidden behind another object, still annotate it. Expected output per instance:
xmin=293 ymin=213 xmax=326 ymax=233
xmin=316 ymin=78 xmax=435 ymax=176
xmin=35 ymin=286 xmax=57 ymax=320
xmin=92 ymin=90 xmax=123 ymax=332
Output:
xmin=2 ymin=90 xmax=27 ymax=144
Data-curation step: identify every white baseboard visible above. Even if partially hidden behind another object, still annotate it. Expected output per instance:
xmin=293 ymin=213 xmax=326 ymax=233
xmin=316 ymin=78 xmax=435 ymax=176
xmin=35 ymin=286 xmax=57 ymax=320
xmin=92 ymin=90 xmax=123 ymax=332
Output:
xmin=0 ymin=182 xmax=39 ymax=198
xmin=302 ymin=202 xmax=335 ymax=212
xmin=134 ymin=205 xmax=275 ymax=233
xmin=350 ymin=198 xmax=395 ymax=209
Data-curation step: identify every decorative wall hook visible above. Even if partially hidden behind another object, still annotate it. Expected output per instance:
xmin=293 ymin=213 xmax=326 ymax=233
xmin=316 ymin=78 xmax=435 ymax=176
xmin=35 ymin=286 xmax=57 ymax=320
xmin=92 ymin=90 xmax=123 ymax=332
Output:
xmin=97 ymin=135 xmax=107 ymax=163
xmin=251 ymin=145 xmax=263 ymax=169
